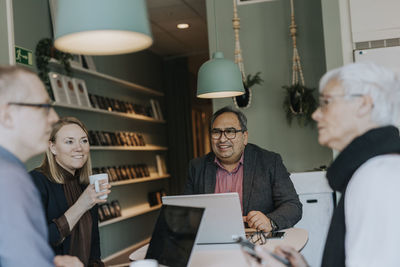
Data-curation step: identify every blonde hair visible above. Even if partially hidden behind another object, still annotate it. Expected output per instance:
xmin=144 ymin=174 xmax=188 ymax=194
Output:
xmin=39 ymin=117 xmax=92 ymax=184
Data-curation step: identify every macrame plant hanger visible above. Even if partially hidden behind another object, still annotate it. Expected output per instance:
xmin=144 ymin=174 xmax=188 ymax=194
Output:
xmin=232 ymin=0 xmax=251 ymax=109
xmin=289 ymin=0 xmax=305 ymax=114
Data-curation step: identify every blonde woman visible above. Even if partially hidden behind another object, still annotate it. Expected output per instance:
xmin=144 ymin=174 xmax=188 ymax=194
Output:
xmin=30 ymin=117 xmax=111 ymax=267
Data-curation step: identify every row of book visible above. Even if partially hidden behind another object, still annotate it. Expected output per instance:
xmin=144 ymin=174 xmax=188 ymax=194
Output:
xmin=92 ymin=164 xmax=150 ymax=182
xmin=49 ymin=72 xmax=165 ymax=121
xmin=98 ymin=200 xmax=121 ymax=222
xmin=88 ymin=131 xmax=146 ymax=147
xmin=88 ymin=93 xmax=153 ymax=118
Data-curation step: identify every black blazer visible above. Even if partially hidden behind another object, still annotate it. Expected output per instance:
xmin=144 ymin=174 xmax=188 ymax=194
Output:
xmin=184 ymin=143 xmax=302 ymax=229
xmin=30 ymin=170 xmax=101 ymax=262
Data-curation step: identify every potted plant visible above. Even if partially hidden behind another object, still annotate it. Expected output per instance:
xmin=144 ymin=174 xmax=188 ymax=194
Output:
xmin=282 ymin=83 xmax=317 ymax=127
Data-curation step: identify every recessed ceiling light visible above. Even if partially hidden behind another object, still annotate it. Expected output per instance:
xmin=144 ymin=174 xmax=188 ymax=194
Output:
xmin=177 ymin=23 xmax=189 ymax=29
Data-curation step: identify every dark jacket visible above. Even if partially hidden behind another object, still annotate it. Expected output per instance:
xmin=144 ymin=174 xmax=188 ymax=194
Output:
xmin=184 ymin=143 xmax=302 ymax=229
xmin=30 ymin=170 xmax=101 ymax=263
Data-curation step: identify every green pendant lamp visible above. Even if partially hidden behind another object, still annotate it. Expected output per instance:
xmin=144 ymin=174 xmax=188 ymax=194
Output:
xmin=54 ymin=0 xmax=153 ymax=55
xmin=196 ymin=0 xmax=244 ymax=98
xmin=197 ymin=52 xmax=245 ymax=98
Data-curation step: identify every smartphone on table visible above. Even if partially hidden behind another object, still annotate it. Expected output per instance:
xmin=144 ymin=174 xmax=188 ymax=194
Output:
xmin=267 ymin=231 xmax=285 ymax=239
xmin=232 ymin=235 xmax=291 ymax=266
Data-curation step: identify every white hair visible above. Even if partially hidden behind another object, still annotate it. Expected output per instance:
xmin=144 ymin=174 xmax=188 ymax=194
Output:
xmin=319 ymin=62 xmax=400 ymax=126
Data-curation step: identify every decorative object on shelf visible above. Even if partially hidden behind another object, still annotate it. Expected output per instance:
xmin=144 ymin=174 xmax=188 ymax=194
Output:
xmin=69 ymin=54 xmax=82 ymax=68
xmin=61 ymin=75 xmax=80 ymax=106
xmin=93 ymin=164 xmax=150 ymax=182
xmin=197 ymin=0 xmax=244 ymax=98
xmin=98 ymin=201 xmax=122 ymax=222
xmin=232 ymin=0 xmax=264 ymax=109
xmin=282 ymin=0 xmax=317 ymax=127
xmin=88 ymin=93 xmax=153 ymax=118
xmin=155 ymin=155 xmax=167 ymax=176
xmin=72 ymin=78 xmax=91 ymax=107
xmin=48 ymin=72 xmax=70 ymax=104
xmin=150 ymin=99 xmax=164 ymax=120
xmin=88 ymin=130 xmax=146 ymax=147
xmin=81 ymin=55 xmax=97 ymax=71
xmin=49 ymin=58 xmax=163 ymax=96
xmin=148 ymin=190 xmax=166 ymax=207
xmin=111 ymin=200 xmax=122 ymax=217
xmin=53 ymin=0 xmax=153 ymax=55
xmin=35 ymin=38 xmax=73 ymax=99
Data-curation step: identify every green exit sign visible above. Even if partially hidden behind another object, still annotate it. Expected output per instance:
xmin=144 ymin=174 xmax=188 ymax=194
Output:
xmin=15 ymin=46 xmax=33 ymax=66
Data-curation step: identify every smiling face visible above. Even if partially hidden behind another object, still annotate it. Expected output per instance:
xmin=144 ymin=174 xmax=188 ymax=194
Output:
xmin=210 ymin=112 xmax=248 ymax=165
xmin=50 ymin=123 xmax=90 ymax=174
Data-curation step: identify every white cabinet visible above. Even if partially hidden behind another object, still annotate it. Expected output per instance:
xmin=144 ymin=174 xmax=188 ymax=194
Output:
xmin=291 ymin=171 xmax=334 ymax=267
xmin=349 ymin=0 xmax=400 ymax=42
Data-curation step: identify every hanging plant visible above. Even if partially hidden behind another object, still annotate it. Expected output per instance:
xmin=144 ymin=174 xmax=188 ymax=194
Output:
xmin=283 ymin=83 xmax=317 ymax=126
xmin=231 ymin=1 xmax=264 ymax=109
xmin=282 ymin=0 xmax=317 ymax=127
xmin=235 ymin=72 xmax=264 ymax=108
xmin=35 ymin=38 xmax=73 ymax=99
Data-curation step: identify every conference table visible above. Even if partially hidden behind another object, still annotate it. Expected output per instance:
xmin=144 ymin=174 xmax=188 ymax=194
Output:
xmin=128 ymin=228 xmax=308 ymax=267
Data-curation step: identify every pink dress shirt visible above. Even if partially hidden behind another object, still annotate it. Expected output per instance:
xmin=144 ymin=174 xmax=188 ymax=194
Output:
xmin=214 ymin=154 xmax=244 ymax=211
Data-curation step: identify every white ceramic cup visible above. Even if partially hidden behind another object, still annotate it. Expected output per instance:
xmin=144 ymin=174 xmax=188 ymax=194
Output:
xmin=89 ymin=173 xmax=109 ymax=200
xmin=129 ymin=259 xmax=158 ymax=267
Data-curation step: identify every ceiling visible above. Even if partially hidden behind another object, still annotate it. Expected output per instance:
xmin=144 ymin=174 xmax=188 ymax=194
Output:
xmin=147 ymin=0 xmax=209 ymax=57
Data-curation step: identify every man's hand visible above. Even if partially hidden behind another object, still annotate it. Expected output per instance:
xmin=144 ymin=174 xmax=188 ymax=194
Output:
xmin=254 ymin=245 xmax=309 ymax=267
xmin=245 ymin=211 xmax=272 ymax=232
xmin=54 ymin=255 xmax=83 ymax=267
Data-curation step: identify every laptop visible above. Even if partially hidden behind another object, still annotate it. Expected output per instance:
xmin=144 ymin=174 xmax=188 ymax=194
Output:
xmin=162 ymin=193 xmax=246 ymax=244
xmin=145 ymin=204 xmax=205 ymax=267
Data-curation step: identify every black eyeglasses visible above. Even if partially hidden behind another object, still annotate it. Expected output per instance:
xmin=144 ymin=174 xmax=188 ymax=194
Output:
xmin=246 ymin=230 xmax=268 ymax=245
xmin=8 ymin=101 xmax=54 ymax=115
xmin=210 ymin=127 xmax=245 ymax=140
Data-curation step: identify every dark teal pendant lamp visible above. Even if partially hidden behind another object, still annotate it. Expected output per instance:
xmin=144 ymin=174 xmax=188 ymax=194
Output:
xmin=196 ymin=0 xmax=244 ymax=98
xmin=54 ymin=0 xmax=152 ymax=55
xmin=197 ymin=52 xmax=245 ymax=98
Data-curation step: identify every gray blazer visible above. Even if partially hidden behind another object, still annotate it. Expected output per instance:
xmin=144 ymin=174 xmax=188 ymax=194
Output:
xmin=184 ymin=143 xmax=302 ymax=229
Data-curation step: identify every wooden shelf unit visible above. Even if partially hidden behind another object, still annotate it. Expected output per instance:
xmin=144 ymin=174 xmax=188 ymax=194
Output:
xmin=99 ymin=204 xmax=162 ymax=227
xmin=53 ymin=102 xmax=166 ymax=123
xmin=110 ymin=174 xmax=171 ymax=186
xmin=49 ymin=59 xmax=164 ymax=96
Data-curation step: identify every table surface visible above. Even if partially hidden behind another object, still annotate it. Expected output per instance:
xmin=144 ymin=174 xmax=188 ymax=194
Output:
xmin=128 ymin=228 xmax=308 ymax=267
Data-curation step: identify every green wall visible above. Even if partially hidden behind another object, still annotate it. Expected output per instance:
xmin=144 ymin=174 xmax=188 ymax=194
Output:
xmin=0 ymin=0 xmax=12 ymax=64
xmin=206 ymin=0 xmax=332 ymax=172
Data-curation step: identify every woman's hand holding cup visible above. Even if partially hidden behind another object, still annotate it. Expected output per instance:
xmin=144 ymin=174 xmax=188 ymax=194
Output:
xmin=78 ymin=174 xmax=112 ymax=211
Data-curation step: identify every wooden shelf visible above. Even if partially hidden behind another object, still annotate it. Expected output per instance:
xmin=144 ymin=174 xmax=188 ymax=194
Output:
xmin=91 ymin=145 xmax=168 ymax=151
xmin=110 ymin=174 xmax=171 ymax=186
xmin=99 ymin=204 xmax=162 ymax=227
xmin=53 ymin=102 xmax=166 ymax=123
xmin=49 ymin=59 xmax=164 ymax=96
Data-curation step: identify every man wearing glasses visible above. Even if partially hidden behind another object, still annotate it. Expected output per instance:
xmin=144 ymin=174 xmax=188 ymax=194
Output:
xmin=184 ymin=106 xmax=302 ymax=232
xmin=0 ymin=66 xmax=82 ymax=266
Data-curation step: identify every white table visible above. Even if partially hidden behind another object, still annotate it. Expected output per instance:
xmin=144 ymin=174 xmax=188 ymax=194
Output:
xmin=129 ymin=228 xmax=308 ymax=267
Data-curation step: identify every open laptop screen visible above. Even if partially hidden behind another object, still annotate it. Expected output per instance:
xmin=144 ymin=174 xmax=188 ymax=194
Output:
xmin=145 ymin=204 xmax=204 ymax=267
xmin=162 ymin=193 xmax=245 ymax=244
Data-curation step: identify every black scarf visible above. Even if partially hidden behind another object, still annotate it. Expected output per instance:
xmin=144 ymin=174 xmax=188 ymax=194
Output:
xmin=321 ymin=126 xmax=400 ymax=267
